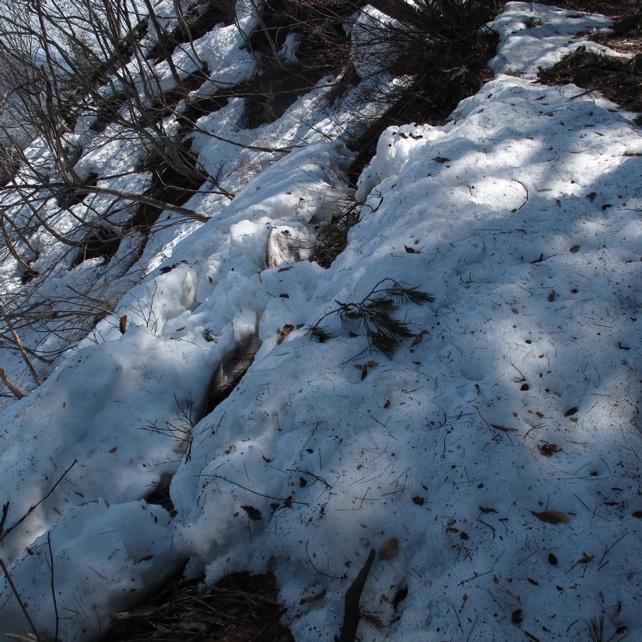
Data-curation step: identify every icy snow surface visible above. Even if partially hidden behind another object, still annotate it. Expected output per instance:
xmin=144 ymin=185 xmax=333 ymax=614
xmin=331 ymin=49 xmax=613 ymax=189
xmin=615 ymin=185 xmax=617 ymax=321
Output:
xmin=1 ymin=2 xmax=641 ymax=641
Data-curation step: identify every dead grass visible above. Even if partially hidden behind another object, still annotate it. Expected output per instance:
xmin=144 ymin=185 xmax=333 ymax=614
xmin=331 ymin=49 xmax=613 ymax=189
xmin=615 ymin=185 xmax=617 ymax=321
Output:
xmin=346 ymin=0 xmax=500 ymax=183
xmin=311 ymin=200 xmax=360 ymax=267
xmin=105 ymin=571 xmax=294 ymax=641
xmin=539 ymin=46 xmax=642 ymax=119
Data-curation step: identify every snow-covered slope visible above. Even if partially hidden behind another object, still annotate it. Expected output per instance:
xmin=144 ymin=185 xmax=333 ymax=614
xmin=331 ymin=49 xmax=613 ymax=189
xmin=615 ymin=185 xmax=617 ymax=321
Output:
xmin=1 ymin=2 xmax=640 ymax=641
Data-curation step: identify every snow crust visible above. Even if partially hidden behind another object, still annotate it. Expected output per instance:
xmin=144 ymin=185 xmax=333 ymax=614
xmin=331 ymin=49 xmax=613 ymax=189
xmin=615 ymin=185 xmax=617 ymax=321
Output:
xmin=1 ymin=2 xmax=641 ymax=641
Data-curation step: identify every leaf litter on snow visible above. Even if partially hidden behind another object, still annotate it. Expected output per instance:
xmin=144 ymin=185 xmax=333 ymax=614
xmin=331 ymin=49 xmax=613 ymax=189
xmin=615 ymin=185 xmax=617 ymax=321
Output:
xmin=1 ymin=2 xmax=641 ymax=642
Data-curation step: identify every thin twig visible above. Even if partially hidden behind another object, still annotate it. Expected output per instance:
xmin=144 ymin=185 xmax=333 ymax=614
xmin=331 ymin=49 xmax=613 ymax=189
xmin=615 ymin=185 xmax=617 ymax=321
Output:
xmin=47 ymin=532 xmax=59 ymax=642
xmin=0 ymin=459 xmax=78 ymax=543
xmin=305 ymin=540 xmax=343 ymax=580
xmin=0 ymin=303 xmax=42 ymax=385
xmin=203 ymin=474 xmax=309 ymax=505
xmin=0 ymin=366 xmax=24 ymax=399
xmin=0 ymin=558 xmax=41 ymax=641
xmin=598 ymin=532 xmax=628 ymax=570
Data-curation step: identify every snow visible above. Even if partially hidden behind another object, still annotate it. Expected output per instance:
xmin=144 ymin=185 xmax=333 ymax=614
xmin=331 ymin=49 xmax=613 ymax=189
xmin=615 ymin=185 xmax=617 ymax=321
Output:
xmin=1 ymin=1 xmax=641 ymax=641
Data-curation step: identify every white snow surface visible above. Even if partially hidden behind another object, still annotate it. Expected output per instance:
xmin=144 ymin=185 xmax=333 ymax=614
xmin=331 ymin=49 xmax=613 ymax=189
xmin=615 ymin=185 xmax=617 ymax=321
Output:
xmin=1 ymin=2 xmax=641 ymax=641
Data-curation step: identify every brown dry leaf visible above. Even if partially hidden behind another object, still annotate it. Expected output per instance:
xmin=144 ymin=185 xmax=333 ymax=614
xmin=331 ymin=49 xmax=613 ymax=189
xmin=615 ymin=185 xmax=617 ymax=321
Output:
xmin=412 ymin=496 xmax=425 ymax=506
xmin=299 ymin=588 xmax=326 ymax=605
xmin=277 ymin=324 xmax=295 ymax=345
xmin=531 ymin=510 xmax=571 ymax=525
xmin=564 ymin=406 xmax=578 ymax=417
xmin=354 ymin=364 xmax=368 ymax=379
xmin=490 ymin=423 xmax=518 ymax=433
xmin=378 ymin=537 xmax=399 ymax=560
xmin=404 ymin=245 xmax=420 ymax=254
xmin=354 ymin=361 xmax=379 ymax=380
xmin=538 ymin=442 xmax=561 ymax=457
xmin=577 ymin=552 xmax=594 ymax=565
xmin=411 ymin=330 xmax=428 ymax=346
xmin=241 ymin=505 xmax=262 ymax=521
xmin=362 ymin=612 xmax=386 ymax=629
xmin=119 ymin=314 xmax=128 ymax=334
xmin=632 ymin=511 xmax=642 ymax=518
xmin=392 ymin=586 xmax=408 ymax=612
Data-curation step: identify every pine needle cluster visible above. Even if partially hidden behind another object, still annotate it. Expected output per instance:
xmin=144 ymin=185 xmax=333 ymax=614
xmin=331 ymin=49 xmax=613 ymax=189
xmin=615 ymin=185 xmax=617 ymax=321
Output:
xmin=309 ymin=279 xmax=433 ymax=357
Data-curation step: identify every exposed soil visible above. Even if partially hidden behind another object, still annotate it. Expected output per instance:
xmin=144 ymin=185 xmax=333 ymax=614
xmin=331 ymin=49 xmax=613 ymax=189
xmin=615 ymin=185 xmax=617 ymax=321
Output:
xmin=105 ymin=571 xmax=294 ymax=641
xmin=237 ymin=0 xmax=361 ymax=129
xmin=178 ymin=92 xmax=229 ymax=129
xmin=55 ymin=172 xmax=98 ymax=209
xmin=91 ymin=91 xmax=129 ymax=133
xmin=534 ymin=0 xmax=640 ymax=18
xmin=139 ymin=67 xmax=210 ymax=128
xmin=131 ymin=149 xmax=206 ymax=230
xmin=0 ymin=145 xmax=20 ymax=188
xmin=70 ymin=224 xmax=122 ymax=267
xmin=144 ymin=472 xmax=176 ymax=517
xmin=241 ymin=61 xmax=324 ymax=129
xmin=346 ymin=3 xmax=499 ymax=184
xmin=248 ymin=0 xmax=360 ymax=75
xmin=147 ymin=0 xmax=235 ymax=63
xmin=539 ymin=47 xmax=642 ymax=118
xmin=587 ymin=11 xmax=642 ymax=54
xmin=534 ymin=0 xmax=642 ymax=54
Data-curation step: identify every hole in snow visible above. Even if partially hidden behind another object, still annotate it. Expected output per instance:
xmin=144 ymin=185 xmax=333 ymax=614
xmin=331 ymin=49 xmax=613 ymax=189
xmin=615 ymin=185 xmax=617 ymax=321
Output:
xmin=70 ymin=224 xmax=122 ymax=267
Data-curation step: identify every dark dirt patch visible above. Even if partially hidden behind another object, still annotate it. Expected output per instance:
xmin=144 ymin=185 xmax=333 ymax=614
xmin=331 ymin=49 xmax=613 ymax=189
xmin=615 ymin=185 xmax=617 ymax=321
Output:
xmin=311 ymin=200 xmax=360 ymax=268
xmin=91 ymin=90 xmax=128 ymax=133
xmin=58 ymin=18 xmax=150 ymax=132
xmin=238 ymin=0 xmax=361 ymax=128
xmin=92 ymin=66 xmax=209 ymax=133
xmin=139 ymin=67 xmax=210 ymax=128
xmin=539 ymin=46 xmax=642 ymax=117
xmin=131 ymin=149 xmax=206 ymax=230
xmin=535 ymin=0 xmax=642 ymax=54
xmin=346 ymin=2 xmax=499 ymax=184
xmin=0 ymin=142 xmax=20 ymax=188
xmin=105 ymin=572 xmax=294 ymax=641
xmin=241 ymin=62 xmax=322 ymax=129
xmin=70 ymin=224 xmax=122 ymax=267
xmin=586 ymin=11 xmax=642 ymax=54
xmin=533 ymin=1 xmax=640 ymax=18
xmin=178 ymin=91 xmax=230 ymax=132
xmin=198 ymin=325 xmax=261 ymax=420
xmin=147 ymin=0 xmax=235 ymax=63
xmin=249 ymin=0 xmax=360 ymax=75
xmin=144 ymin=472 xmax=176 ymax=516
xmin=55 ymin=172 xmax=98 ymax=209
